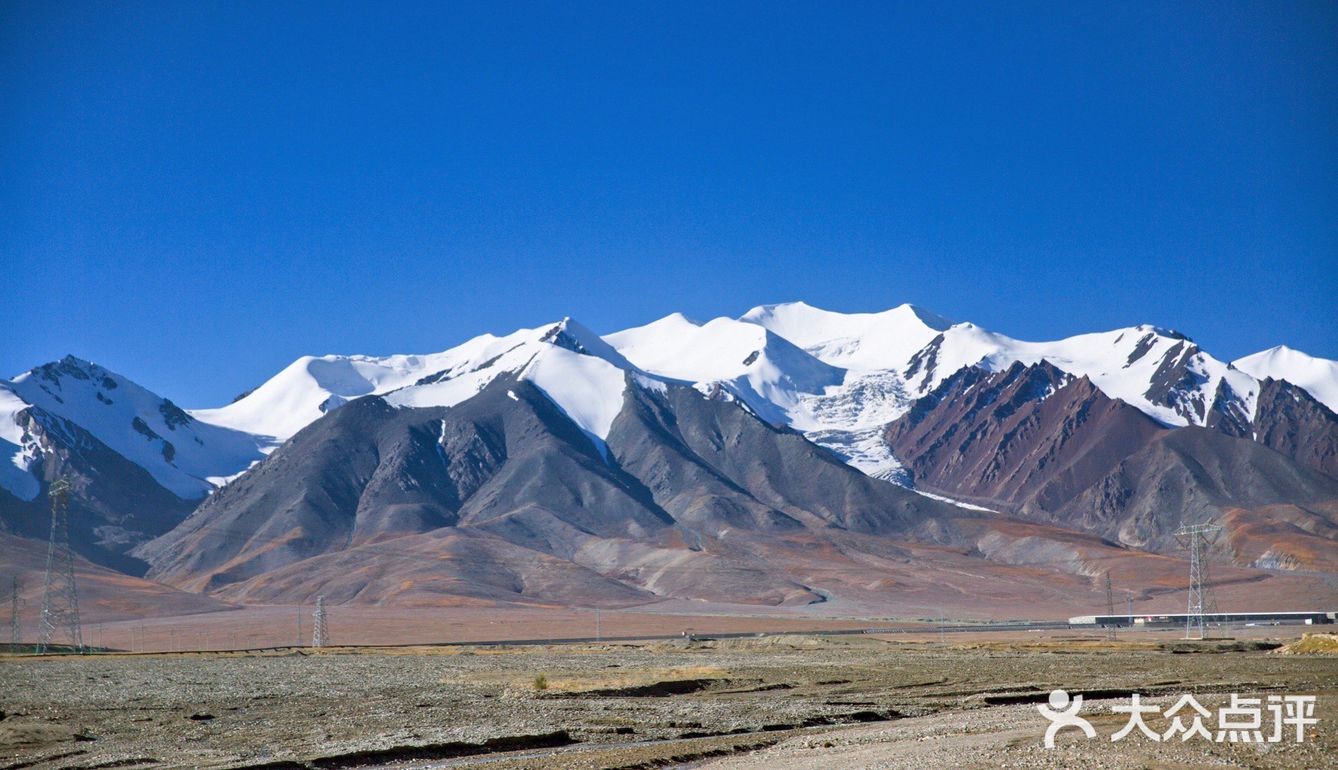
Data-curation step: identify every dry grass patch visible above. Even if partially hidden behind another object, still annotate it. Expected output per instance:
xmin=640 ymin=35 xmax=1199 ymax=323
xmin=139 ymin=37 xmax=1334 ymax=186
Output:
xmin=526 ymin=665 xmax=729 ymax=693
xmin=1276 ymin=633 xmax=1338 ymax=655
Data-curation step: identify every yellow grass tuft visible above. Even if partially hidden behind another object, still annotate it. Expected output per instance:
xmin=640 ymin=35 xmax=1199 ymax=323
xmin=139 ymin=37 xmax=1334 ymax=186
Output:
xmin=1276 ymin=633 xmax=1338 ymax=655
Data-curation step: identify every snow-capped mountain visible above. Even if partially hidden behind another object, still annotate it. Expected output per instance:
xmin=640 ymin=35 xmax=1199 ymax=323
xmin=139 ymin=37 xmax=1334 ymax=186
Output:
xmin=1 ymin=357 xmax=266 ymax=500
xmin=736 ymin=302 xmax=1269 ymax=431
xmin=604 ymin=302 xmax=1336 ymax=484
xmin=603 ymin=313 xmax=844 ymax=428
xmin=739 ymin=301 xmax=952 ymax=371
xmin=1234 ymin=345 xmax=1338 ymax=415
xmin=385 ymin=318 xmax=661 ymax=457
xmin=200 ymin=318 xmax=660 ymax=459
xmin=604 ymin=311 xmax=917 ymax=479
xmin=181 ymin=302 xmax=1338 ymax=483
xmin=6 ymin=302 xmax=1335 ymax=512
xmin=899 ymin=323 xmax=1261 ymax=430
xmin=4 ymin=301 xmax=1335 ymax=607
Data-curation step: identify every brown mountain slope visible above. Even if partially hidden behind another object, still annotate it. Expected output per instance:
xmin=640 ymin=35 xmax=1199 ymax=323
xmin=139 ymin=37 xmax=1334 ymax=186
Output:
xmin=885 ymin=361 xmax=1164 ymax=513
xmin=138 ymin=372 xmax=966 ymax=605
xmin=1249 ymin=377 xmax=1338 ymax=479
xmin=885 ymin=363 xmax=1338 ymax=563
xmin=0 ymin=533 xmax=227 ymax=628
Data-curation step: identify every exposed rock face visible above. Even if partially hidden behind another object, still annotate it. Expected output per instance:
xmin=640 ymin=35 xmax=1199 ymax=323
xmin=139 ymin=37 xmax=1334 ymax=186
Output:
xmin=885 ymin=362 xmax=1163 ymax=513
xmin=884 ymin=362 xmax=1338 ymax=558
xmin=1066 ymin=426 xmax=1338 ymax=551
xmin=1249 ymin=378 xmax=1338 ymax=480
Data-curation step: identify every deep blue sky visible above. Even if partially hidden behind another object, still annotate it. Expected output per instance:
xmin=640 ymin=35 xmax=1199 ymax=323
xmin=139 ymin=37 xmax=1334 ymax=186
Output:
xmin=3 ymin=1 xmax=1335 ymax=405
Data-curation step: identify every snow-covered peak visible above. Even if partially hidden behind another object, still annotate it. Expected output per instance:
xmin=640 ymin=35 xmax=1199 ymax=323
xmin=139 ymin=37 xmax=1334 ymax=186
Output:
xmin=385 ymin=318 xmax=664 ymax=457
xmin=906 ymin=324 xmax=1257 ymax=427
xmin=602 ymin=312 xmax=704 ymax=364
xmin=1234 ymin=345 xmax=1338 ymax=414
xmin=198 ymin=317 xmax=652 ymax=460
xmin=538 ymin=317 xmax=638 ymax=371
xmin=604 ymin=314 xmax=844 ymax=426
xmin=606 ymin=315 xmax=830 ymax=383
xmin=4 ymin=356 xmax=265 ymax=497
xmin=193 ymin=322 xmax=561 ymax=442
xmin=739 ymin=301 xmax=953 ymax=370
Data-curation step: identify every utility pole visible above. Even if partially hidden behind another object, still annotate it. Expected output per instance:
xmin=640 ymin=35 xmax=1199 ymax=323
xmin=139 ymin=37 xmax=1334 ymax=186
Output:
xmin=1104 ymin=572 xmax=1117 ymax=641
xmin=296 ymin=605 xmax=302 ymax=648
xmin=10 ymin=576 xmax=20 ymax=651
xmin=1176 ymin=522 xmax=1221 ymax=640
xmin=38 ymin=479 xmax=82 ymax=653
xmin=312 ymin=596 xmax=328 ymax=648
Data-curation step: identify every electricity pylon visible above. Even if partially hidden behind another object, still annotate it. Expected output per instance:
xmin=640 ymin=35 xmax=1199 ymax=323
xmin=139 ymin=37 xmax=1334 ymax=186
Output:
xmin=10 ymin=576 xmax=20 ymax=650
xmin=312 ymin=595 xmax=328 ymax=648
xmin=38 ymin=479 xmax=82 ymax=653
xmin=1104 ymin=572 xmax=1117 ymax=641
xmin=1176 ymin=522 xmax=1221 ymax=640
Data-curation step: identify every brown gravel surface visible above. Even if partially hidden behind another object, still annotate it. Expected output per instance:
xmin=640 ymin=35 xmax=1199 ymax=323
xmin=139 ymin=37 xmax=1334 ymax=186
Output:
xmin=0 ymin=634 xmax=1334 ymax=769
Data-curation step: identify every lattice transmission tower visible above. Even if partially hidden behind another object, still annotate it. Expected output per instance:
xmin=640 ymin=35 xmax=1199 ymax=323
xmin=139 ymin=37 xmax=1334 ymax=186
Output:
xmin=38 ymin=479 xmax=82 ymax=653
xmin=1104 ymin=572 xmax=1117 ymax=641
xmin=312 ymin=595 xmax=328 ymax=648
xmin=1176 ymin=522 xmax=1221 ymax=640
xmin=10 ymin=576 xmax=20 ymax=650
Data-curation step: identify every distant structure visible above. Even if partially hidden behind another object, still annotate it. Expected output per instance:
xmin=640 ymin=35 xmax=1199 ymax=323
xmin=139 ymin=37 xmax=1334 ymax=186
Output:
xmin=1104 ymin=572 xmax=1116 ymax=641
xmin=38 ymin=479 xmax=82 ymax=653
xmin=10 ymin=576 xmax=20 ymax=649
xmin=1176 ymin=522 xmax=1221 ymax=640
xmin=312 ymin=595 xmax=328 ymax=648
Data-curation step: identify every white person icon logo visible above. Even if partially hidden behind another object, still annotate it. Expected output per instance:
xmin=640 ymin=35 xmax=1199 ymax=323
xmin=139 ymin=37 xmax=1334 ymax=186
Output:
xmin=1038 ymin=689 xmax=1097 ymax=748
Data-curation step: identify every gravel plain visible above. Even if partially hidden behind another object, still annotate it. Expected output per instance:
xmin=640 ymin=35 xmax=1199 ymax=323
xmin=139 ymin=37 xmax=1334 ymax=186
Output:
xmin=1 ymin=634 xmax=1334 ymax=769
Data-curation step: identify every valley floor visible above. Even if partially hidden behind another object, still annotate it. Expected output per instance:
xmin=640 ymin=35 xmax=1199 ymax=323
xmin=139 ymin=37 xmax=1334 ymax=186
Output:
xmin=1 ymin=632 xmax=1335 ymax=769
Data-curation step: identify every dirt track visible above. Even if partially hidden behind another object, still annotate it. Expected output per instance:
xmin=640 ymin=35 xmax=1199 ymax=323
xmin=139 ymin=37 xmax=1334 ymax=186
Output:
xmin=1 ymin=634 xmax=1334 ymax=769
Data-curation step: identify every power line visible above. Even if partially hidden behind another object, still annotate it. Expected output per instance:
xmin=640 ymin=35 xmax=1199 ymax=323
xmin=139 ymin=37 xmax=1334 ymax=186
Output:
xmin=38 ymin=478 xmax=82 ymax=653
xmin=1176 ymin=522 xmax=1221 ymax=640
xmin=312 ymin=595 xmax=328 ymax=648
xmin=9 ymin=576 xmax=20 ymax=650
xmin=1104 ymin=571 xmax=1116 ymax=641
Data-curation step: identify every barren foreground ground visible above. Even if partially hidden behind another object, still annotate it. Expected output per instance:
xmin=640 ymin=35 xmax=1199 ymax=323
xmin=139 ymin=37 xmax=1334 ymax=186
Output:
xmin=2 ymin=635 xmax=1335 ymax=769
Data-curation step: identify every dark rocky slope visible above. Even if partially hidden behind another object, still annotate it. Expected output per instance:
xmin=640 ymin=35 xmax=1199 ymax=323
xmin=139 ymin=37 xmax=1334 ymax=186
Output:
xmin=885 ymin=362 xmax=1338 ymax=560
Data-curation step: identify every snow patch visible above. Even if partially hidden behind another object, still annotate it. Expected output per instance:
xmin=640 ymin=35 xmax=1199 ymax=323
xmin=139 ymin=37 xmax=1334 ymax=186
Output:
xmin=1234 ymin=345 xmax=1338 ymax=414
xmin=913 ymin=489 xmax=998 ymax=513
xmin=0 ymin=386 xmax=39 ymax=501
xmin=519 ymin=346 xmax=628 ymax=458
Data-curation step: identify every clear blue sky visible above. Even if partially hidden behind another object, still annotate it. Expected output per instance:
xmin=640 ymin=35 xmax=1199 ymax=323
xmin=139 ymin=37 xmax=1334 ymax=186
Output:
xmin=3 ymin=1 xmax=1335 ymax=406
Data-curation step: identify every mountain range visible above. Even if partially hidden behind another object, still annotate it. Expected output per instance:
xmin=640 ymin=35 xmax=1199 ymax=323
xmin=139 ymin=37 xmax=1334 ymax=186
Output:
xmin=3 ymin=302 xmax=1335 ymax=617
